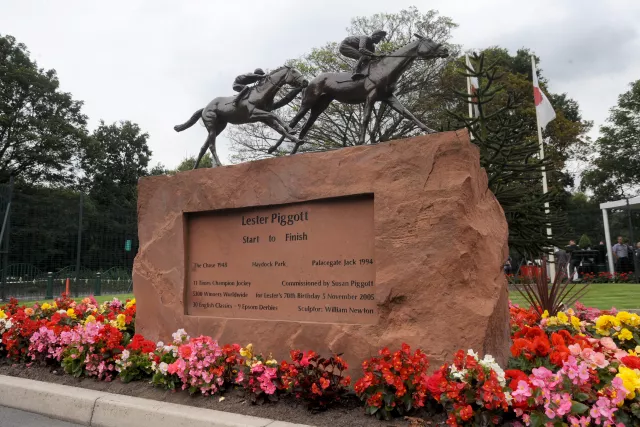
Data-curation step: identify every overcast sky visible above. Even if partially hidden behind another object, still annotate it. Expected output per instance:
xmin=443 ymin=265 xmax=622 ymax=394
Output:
xmin=2 ymin=0 xmax=639 ymax=171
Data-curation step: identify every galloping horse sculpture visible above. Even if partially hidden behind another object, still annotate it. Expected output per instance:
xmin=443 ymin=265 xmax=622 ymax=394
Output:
xmin=268 ymin=35 xmax=449 ymax=154
xmin=174 ymin=66 xmax=307 ymax=168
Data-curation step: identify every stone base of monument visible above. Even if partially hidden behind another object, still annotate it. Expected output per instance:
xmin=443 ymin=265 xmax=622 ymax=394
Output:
xmin=134 ymin=129 xmax=510 ymax=370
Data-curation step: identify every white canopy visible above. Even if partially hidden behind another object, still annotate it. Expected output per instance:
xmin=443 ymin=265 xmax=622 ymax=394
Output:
xmin=599 ymin=196 xmax=640 ymax=273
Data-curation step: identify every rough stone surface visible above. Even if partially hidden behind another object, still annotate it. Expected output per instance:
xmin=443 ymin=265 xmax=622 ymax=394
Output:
xmin=134 ymin=130 xmax=511 ymax=369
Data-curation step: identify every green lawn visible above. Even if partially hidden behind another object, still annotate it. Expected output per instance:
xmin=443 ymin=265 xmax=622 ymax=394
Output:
xmin=32 ymin=293 xmax=135 ymax=305
xmin=509 ymin=284 xmax=640 ymax=310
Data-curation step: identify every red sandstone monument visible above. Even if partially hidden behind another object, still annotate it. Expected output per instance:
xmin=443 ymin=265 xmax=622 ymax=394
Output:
xmin=133 ymin=130 xmax=511 ymax=370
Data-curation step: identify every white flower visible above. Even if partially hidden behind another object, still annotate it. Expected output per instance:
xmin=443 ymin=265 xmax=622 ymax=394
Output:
xmin=504 ymin=391 xmax=513 ymax=404
xmin=467 ymin=349 xmax=479 ymax=360
xmin=156 ymin=341 xmax=164 ymax=349
xmin=57 ymin=310 xmax=67 ymax=315
xmin=121 ymin=349 xmax=130 ymax=361
xmin=159 ymin=362 xmax=169 ymax=374
xmin=479 ymin=354 xmax=506 ymax=386
xmin=171 ymin=329 xmax=189 ymax=343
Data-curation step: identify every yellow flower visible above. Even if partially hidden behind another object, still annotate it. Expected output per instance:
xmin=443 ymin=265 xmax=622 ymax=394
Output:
xmin=240 ymin=344 xmax=253 ymax=358
xmin=0 ymin=309 xmax=6 ymax=319
xmin=556 ymin=311 xmax=569 ymax=325
xmin=41 ymin=303 xmax=52 ymax=311
xmin=84 ymin=315 xmax=96 ymax=324
xmin=66 ymin=308 xmax=77 ymax=319
xmin=566 ymin=308 xmax=575 ymax=316
xmin=547 ymin=317 xmax=558 ymax=326
xmin=265 ymin=353 xmax=278 ymax=366
xmin=616 ymin=366 xmax=640 ymax=399
xmin=116 ymin=313 xmax=126 ymax=330
xmin=570 ymin=316 xmax=582 ymax=331
xmin=541 ymin=310 xmax=549 ymax=319
xmin=595 ymin=315 xmax=620 ymax=336
xmin=52 ymin=301 xmax=58 ymax=309
xmin=125 ymin=298 xmax=136 ymax=309
xmin=24 ymin=308 xmax=34 ymax=316
xmin=618 ymin=328 xmax=634 ymax=341
xmin=617 ymin=311 xmax=640 ymax=327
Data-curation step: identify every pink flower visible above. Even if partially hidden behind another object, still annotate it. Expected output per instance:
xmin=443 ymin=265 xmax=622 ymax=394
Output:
xmin=512 ymin=380 xmax=532 ymax=402
xmin=600 ymin=337 xmax=617 ymax=351
xmin=556 ymin=393 xmax=572 ymax=416
xmin=590 ymin=352 xmax=608 ymax=369
xmin=568 ymin=344 xmax=582 ymax=356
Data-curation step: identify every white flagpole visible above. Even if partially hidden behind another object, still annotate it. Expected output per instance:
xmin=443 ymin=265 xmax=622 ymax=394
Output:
xmin=466 ymin=54 xmax=474 ymax=119
xmin=466 ymin=55 xmax=475 ymax=141
xmin=531 ymin=55 xmax=556 ymax=280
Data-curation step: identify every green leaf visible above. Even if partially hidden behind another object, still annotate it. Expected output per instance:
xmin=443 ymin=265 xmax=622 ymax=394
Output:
xmin=575 ymin=392 xmax=589 ymax=401
xmin=528 ymin=412 xmax=546 ymax=427
xmin=571 ymin=401 xmax=589 ymax=414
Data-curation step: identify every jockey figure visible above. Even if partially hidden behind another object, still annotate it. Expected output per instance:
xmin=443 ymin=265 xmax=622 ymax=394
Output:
xmin=339 ymin=30 xmax=387 ymax=80
xmin=232 ymin=68 xmax=266 ymax=105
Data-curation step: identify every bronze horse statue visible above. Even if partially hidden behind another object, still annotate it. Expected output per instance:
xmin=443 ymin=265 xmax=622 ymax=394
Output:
xmin=174 ymin=66 xmax=307 ymax=168
xmin=268 ymin=35 xmax=449 ymax=154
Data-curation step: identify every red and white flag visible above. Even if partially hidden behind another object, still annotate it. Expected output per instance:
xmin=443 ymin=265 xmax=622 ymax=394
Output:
xmin=466 ymin=55 xmax=480 ymax=117
xmin=532 ymin=63 xmax=556 ymax=129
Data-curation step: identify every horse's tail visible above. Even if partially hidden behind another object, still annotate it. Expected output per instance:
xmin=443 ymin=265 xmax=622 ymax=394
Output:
xmin=174 ymin=108 xmax=204 ymax=132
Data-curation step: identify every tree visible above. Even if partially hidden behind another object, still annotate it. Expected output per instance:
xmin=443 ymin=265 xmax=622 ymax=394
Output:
xmin=0 ymin=34 xmax=88 ymax=185
xmin=228 ymin=7 xmax=460 ymax=162
xmin=447 ymin=53 xmax=566 ymax=255
xmin=565 ymin=192 xmax=603 ymax=243
xmin=148 ymin=154 xmax=213 ymax=176
xmin=79 ymin=121 xmax=151 ymax=208
xmin=578 ymin=234 xmax=591 ymax=248
xmin=581 ymin=80 xmax=640 ymax=202
xmin=172 ymin=154 xmax=213 ymax=172
xmin=442 ymin=49 xmax=592 ymax=255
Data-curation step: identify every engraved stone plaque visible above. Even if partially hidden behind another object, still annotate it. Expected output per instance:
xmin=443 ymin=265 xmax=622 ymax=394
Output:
xmin=186 ymin=196 xmax=376 ymax=324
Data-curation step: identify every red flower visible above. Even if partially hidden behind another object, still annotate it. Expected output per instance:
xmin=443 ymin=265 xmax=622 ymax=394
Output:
xmin=311 ymin=383 xmax=322 ymax=395
xmin=366 ymin=391 xmax=383 ymax=407
xmin=178 ymin=344 xmax=192 ymax=358
xmin=426 ymin=369 xmax=446 ymax=398
xmin=532 ymin=336 xmax=551 ymax=357
xmin=319 ymin=377 xmax=330 ymax=390
xmin=458 ymin=404 xmax=473 ymax=421
xmin=550 ymin=332 xmax=566 ymax=347
xmin=511 ymin=338 xmax=534 ymax=359
xmin=622 ymin=355 xmax=640 ymax=369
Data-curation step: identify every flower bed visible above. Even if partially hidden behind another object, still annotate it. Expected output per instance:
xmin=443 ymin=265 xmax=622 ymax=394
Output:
xmin=1 ymin=294 xmax=640 ymax=426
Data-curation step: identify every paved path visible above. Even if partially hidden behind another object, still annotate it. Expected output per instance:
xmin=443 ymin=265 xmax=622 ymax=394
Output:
xmin=0 ymin=405 xmax=84 ymax=427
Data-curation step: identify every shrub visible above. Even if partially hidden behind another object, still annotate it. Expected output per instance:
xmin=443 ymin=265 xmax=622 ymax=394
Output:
xmin=60 ymin=322 xmax=124 ymax=380
xmin=160 ymin=333 xmax=241 ymax=396
xmin=355 ymin=343 xmax=429 ymax=420
xmin=427 ymin=350 xmax=509 ymax=427
xmin=279 ymin=350 xmax=350 ymax=410
xmin=116 ymin=333 xmax=156 ymax=383
xmin=237 ymin=343 xmax=280 ymax=404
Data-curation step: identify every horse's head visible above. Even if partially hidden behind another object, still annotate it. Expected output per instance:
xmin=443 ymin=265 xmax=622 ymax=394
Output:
xmin=414 ymin=33 xmax=449 ymax=59
xmin=283 ymin=66 xmax=308 ymax=89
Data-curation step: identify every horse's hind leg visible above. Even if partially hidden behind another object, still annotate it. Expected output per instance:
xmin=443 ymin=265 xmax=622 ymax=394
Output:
xmin=194 ymin=140 xmax=210 ymax=169
xmin=207 ymin=121 xmax=227 ymax=167
xmin=194 ymin=110 xmax=221 ymax=169
xmin=267 ymin=106 xmax=310 ymax=154
xmin=291 ymin=95 xmax=333 ymax=154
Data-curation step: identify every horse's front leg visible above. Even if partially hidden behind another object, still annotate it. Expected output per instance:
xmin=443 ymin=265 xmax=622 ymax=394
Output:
xmin=250 ymin=109 xmax=301 ymax=144
xmin=360 ymin=95 xmax=376 ymax=146
xmin=384 ymin=95 xmax=436 ymax=133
